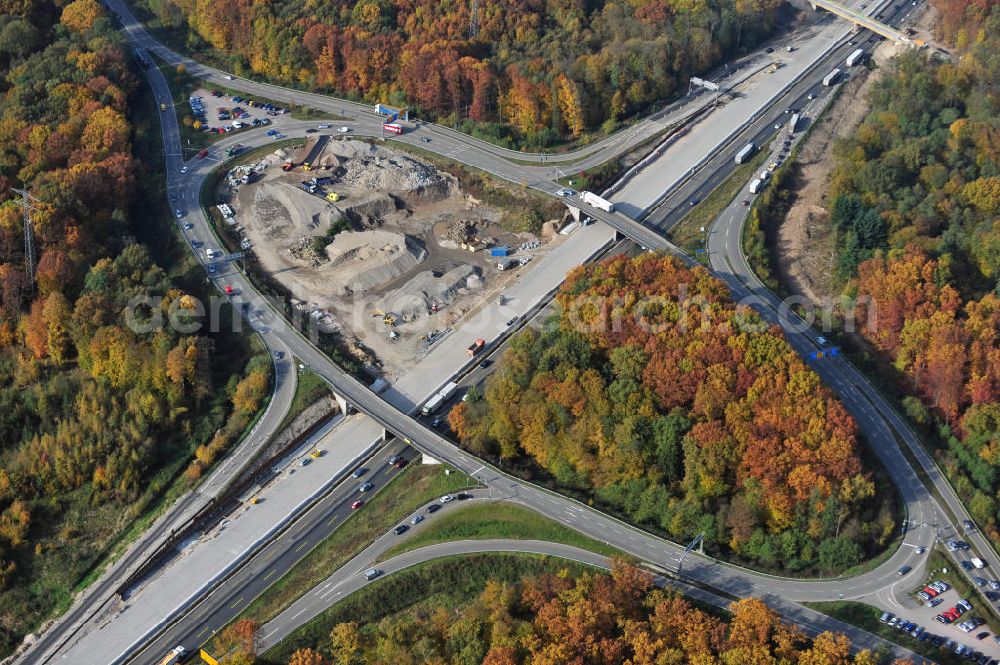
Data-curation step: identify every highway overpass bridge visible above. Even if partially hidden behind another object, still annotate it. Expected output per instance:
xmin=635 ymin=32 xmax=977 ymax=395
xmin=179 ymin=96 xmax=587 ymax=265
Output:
xmin=810 ymin=0 xmax=911 ymax=43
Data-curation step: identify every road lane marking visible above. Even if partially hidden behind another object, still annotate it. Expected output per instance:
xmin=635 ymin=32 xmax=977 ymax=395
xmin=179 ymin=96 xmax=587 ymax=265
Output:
xmin=295 ymin=541 xmax=309 ymax=553
xmin=197 ymin=626 xmax=210 ymax=638
xmin=263 ymin=568 xmax=276 ymax=580
xmin=230 ymin=596 xmax=245 ymax=609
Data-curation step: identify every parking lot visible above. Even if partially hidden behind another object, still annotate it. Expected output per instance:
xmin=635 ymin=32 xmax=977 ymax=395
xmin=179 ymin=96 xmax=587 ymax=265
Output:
xmin=884 ymin=569 xmax=1000 ymax=663
xmin=186 ymin=87 xmax=290 ymax=137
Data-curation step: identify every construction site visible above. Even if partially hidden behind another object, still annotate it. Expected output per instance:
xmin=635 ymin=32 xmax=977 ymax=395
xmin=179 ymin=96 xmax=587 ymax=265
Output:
xmin=219 ymin=137 xmax=567 ymax=375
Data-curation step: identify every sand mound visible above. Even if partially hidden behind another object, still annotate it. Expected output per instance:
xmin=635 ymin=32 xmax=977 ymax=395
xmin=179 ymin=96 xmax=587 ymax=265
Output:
xmin=324 ymin=229 xmax=426 ymax=296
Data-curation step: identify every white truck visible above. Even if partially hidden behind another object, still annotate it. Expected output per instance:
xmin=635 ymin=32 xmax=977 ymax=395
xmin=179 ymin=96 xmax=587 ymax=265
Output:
xmin=735 ymin=142 xmax=756 ymax=165
xmin=845 ymin=48 xmax=865 ymax=67
xmin=581 ymin=191 xmax=615 ymax=213
xmin=438 ymin=381 xmax=459 ymax=401
xmin=748 ymin=178 xmax=763 ymax=194
xmin=823 ymin=68 xmax=841 ymax=86
xmin=789 ymin=113 xmax=801 ymax=133
xmin=421 ymin=393 xmax=445 ymax=416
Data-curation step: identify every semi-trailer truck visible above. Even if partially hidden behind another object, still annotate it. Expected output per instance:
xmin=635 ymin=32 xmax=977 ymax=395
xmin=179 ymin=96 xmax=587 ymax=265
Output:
xmin=823 ymin=68 xmax=841 ymax=86
xmin=845 ymin=48 xmax=865 ymax=67
xmin=735 ymin=142 xmax=756 ymax=164
xmin=438 ymin=381 xmax=459 ymax=400
xmin=581 ymin=191 xmax=615 ymax=213
xmin=789 ymin=113 xmax=801 ymax=133
xmin=748 ymin=179 xmax=763 ymax=194
xmin=421 ymin=393 xmax=445 ymax=416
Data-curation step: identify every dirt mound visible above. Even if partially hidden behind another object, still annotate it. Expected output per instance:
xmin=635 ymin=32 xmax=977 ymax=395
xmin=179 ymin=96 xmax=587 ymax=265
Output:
xmin=379 ymin=264 xmax=482 ymax=317
xmin=327 ymin=140 xmax=456 ymax=200
xmin=324 ymin=229 xmax=426 ymax=296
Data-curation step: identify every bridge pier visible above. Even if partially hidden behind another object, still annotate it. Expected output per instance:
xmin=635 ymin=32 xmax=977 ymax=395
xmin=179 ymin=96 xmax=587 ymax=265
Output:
xmin=332 ymin=392 xmax=351 ymax=417
xmin=565 ymin=204 xmax=582 ymax=223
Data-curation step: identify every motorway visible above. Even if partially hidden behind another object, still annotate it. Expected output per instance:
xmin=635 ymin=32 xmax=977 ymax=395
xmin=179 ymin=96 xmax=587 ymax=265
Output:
xmin=23 ymin=0 xmax=995 ymax=662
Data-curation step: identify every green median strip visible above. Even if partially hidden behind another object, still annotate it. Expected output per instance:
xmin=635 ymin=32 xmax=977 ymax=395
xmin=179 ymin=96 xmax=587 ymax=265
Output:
xmin=226 ymin=462 xmax=474 ymax=629
xmin=378 ymin=501 xmax=621 ymax=561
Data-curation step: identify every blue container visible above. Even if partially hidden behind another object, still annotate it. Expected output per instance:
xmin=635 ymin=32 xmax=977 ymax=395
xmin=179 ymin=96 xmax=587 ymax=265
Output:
xmin=490 ymin=247 xmax=508 ymax=257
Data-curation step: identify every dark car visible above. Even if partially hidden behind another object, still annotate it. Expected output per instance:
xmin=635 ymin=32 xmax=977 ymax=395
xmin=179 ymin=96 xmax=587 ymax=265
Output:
xmin=393 ymin=525 xmax=408 ymax=535
xmin=898 ymin=566 xmax=911 ymax=575
xmin=426 ymin=503 xmax=441 ymax=513
xmin=977 ymin=631 xmax=990 ymax=640
xmin=351 ymin=467 xmax=367 ymax=478
xmin=394 ymin=457 xmax=408 ymax=469
xmin=479 ymin=359 xmax=493 ymax=369
xmin=962 ymin=560 xmax=975 ymax=571
xmin=306 ymin=128 xmax=318 ymax=133
xmin=765 ymin=46 xmax=774 ymax=53
xmin=387 ymin=455 xmax=402 ymax=466
xmin=457 ymin=492 xmax=473 ymax=500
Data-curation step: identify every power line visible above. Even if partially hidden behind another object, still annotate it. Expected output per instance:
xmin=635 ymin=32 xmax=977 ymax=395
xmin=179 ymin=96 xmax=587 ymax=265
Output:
xmin=10 ymin=188 xmax=40 ymax=290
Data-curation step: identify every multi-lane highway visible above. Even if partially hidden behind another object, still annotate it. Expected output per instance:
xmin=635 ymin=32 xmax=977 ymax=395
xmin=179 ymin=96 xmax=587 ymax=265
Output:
xmin=22 ymin=0 xmax=995 ymax=662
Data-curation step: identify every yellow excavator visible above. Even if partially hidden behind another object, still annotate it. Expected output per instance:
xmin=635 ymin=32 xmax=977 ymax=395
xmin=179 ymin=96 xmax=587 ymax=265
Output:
xmin=372 ymin=308 xmax=397 ymax=326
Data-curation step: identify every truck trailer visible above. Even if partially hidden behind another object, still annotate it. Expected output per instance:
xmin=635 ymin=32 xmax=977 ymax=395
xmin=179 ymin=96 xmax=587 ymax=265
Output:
xmin=748 ymin=178 xmax=763 ymax=194
xmin=788 ymin=113 xmax=801 ymax=133
xmin=581 ymin=191 xmax=615 ymax=213
xmin=383 ymin=123 xmax=404 ymax=135
xmin=823 ymin=68 xmax=841 ymax=86
xmin=735 ymin=142 xmax=756 ymax=165
xmin=438 ymin=381 xmax=459 ymax=401
xmin=845 ymin=48 xmax=865 ymax=67
xmin=421 ymin=393 xmax=445 ymax=416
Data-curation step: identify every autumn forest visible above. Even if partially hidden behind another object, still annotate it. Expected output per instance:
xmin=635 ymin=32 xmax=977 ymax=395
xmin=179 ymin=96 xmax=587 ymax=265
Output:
xmin=135 ymin=0 xmax=785 ymax=147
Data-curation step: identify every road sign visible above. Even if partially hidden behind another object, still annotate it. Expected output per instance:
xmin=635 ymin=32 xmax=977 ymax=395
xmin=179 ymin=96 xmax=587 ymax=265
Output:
xmin=690 ymin=77 xmax=720 ymax=92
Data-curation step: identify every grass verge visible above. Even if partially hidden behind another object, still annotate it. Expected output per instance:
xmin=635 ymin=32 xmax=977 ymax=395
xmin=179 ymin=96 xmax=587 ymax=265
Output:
xmin=257 ymin=553 xmax=598 ymax=665
xmin=278 ymin=366 xmax=333 ymax=431
xmin=669 ymin=149 xmax=769 ymax=254
xmin=230 ymin=463 xmax=475 ymax=628
xmin=379 ymin=501 xmax=621 ymax=561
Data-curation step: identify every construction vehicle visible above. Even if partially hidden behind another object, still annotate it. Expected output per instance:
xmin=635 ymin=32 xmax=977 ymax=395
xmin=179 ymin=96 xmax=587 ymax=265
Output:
xmin=372 ymin=309 xmax=397 ymax=326
xmin=467 ymin=338 xmax=485 ymax=356
xmin=157 ymin=646 xmax=185 ymax=665
xmin=325 ymin=192 xmax=340 ymax=202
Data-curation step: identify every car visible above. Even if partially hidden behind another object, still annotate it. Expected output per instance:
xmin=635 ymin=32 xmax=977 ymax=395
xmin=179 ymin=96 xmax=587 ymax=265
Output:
xmin=351 ymin=467 xmax=367 ymax=478
xmin=922 ymin=585 xmax=939 ymax=597
xmin=351 ymin=500 xmax=363 ymax=509
xmin=807 ymin=93 xmax=816 ymax=100
xmin=741 ymin=199 xmax=750 ymax=206
xmin=393 ymin=457 xmax=408 ymax=469
xmin=207 ymin=264 xmax=217 ymax=274
xmin=387 ymin=454 xmax=402 ymax=466
xmin=440 ymin=494 xmax=455 ymax=503
xmin=431 ymin=417 xmax=442 ymax=428
xmin=506 ymin=318 xmax=517 ymax=326
xmin=978 ymin=632 xmax=990 ymax=640
xmin=916 ymin=546 xmax=926 ymax=554
xmin=426 ymin=503 xmax=441 ymax=513
xmin=310 ymin=448 xmax=323 ymax=458
xmin=480 ymin=359 xmax=493 ymax=369
xmin=457 ymin=492 xmax=472 ymax=500
xmin=224 ymin=285 xmax=234 ymax=295
xmin=956 ymin=644 xmax=967 ymax=656
xmin=959 ymin=599 xmax=974 ymax=611
xmin=975 ymin=576 xmax=988 ymax=586
xmin=180 ymin=166 xmax=188 ymax=174
xmin=773 ymin=123 xmax=781 ymax=130
xmin=300 ymin=457 xmax=311 ymax=466
xmin=786 ymin=45 xmax=795 ymax=52
xmin=765 ymin=46 xmax=774 ymax=53
xmin=964 ymin=519 xmax=976 ymax=531
xmin=273 ymin=350 xmax=284 ymax=361
xmin=393 ymin=525 xmax=408 ymax=535
xmin=879 ymin=612 xmax=893 ymax=623
xmin=928 ymin=597 xmax=944 ymax=608
xmin=306 ymin=128 xmax=318 ymax=133
xmin=947 ymin=540 xmax=961 ymax=551
xmin=359 ymin=482 xmax=373 ymax=492
xmin=689 ymin=198 xmax=700 ymax=206
xmin=963 ymin=560 xmax=975 ymax=571
xmin=338 ymin=126 xmax=350 ymax=133
xmin=898 ymin=565 xmax=911 ymax=575
xmin=183 ymin=223 xmax=193 ymax=230
xmin=556 ymin=189 xmax=573 ymax=197
xmin=410 ymin=514 xmax=424 ymax=525
xmin=318 ymin=124 xmax=331 ymax=129
xmin=420 ymin=137 xmax=431 ymax=142
xmin=363 ymin=568 xmax=381 ymax=580
xmin=918 ymin=591 xmax=931 ymax=601
xmin=223 ymin=74 xmax=234 ymax=80
xmin=267 ymin=110 xmax=279 ymax=116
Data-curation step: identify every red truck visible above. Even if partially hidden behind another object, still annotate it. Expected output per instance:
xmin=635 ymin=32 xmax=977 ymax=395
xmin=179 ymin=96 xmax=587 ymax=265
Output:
xmin=467 ymin=338 xmax=485 ymax=356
